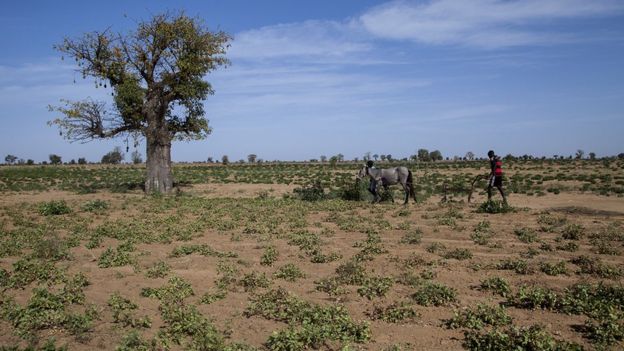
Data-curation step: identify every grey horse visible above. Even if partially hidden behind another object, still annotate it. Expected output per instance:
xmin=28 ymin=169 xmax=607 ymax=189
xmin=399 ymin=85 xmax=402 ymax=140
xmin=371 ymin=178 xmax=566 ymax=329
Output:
xmin=357 ymin=164 xmax=417 ymax=204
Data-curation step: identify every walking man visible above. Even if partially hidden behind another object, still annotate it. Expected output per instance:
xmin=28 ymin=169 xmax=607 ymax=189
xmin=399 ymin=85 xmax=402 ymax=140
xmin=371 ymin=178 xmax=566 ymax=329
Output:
xmin=487 ymin=150 xmax=507 ymax=204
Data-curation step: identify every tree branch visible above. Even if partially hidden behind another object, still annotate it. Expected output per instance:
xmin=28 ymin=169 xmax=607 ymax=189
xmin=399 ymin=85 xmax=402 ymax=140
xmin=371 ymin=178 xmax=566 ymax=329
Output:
xmin=48 ymin=99 xmax=138 ymax=142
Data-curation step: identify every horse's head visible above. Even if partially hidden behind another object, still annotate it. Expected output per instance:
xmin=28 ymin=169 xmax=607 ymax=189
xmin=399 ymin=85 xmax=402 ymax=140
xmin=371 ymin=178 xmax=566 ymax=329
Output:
xmin=356 ymin=164 xmax=368 ymax=180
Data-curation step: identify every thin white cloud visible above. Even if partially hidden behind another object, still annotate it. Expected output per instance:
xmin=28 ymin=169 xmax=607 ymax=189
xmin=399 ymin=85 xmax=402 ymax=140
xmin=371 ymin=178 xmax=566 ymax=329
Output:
xmin=229 ymin=20 xmax=370 ymax=59
xmin=359 ymin=0 xmax=624 ymax=48
xmin=0 ymin=59 xmax=77 ymax=86
xmin=207 ymin=63 xmax=431 ymax=122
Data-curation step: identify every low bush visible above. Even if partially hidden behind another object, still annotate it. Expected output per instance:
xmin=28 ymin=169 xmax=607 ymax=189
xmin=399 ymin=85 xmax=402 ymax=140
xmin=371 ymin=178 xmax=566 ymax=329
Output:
xmin=514 ymin=227 xmax=538 ymax=243
xmin=496 ymin=258 xmax=532 ymax=275
xmin=463 ymin=325 xmax=583 ymax=351
xmin=479 ymin=277 xmax=511 ymax=297
xmin=444 ymin=304 xmax=512 ymax=330
xmin=443 ymin=248 xmax=473 ymax=260
xmin=367 ymin=301 xmax=418 ymax=323
xmin=245 ymin=288 xmax=370 ymax=350
xmin=476 ymin=200 xmax=513 ymax=214
xmin=274 ymin=264 xmax=305 ymax=282
xmin=38 ymin=200 xmax=71 ymax=216
xmin=357 ymin=276 xmax=393 ymax=300
xmin=293 ymin=181 xmax=326 ymax=201
xmin=411 ymin=282 xmax=457 ymax=307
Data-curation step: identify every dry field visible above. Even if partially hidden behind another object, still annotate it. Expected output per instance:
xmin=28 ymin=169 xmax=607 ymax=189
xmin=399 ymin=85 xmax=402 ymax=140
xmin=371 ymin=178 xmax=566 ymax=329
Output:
xmin=0 ymin=160 xmax=623 ymax=350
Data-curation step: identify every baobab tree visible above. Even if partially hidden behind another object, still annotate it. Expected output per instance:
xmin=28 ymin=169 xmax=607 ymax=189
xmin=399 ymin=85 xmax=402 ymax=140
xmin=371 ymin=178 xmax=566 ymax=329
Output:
xmin=48 ymin=12 xmax=231 ymax=193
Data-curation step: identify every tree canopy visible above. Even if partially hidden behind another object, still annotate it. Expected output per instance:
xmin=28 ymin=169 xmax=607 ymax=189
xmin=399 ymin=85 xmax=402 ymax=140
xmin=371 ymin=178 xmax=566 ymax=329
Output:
xmin=48 ymin=12 xmax=231 ymax=193
xmin=49 ymin=12 xmax=230 ymax=142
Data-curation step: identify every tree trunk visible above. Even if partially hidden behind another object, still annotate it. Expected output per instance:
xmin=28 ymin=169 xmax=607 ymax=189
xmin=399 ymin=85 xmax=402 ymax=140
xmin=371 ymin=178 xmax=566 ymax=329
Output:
xmin=145 ymin=136 xmax=173 ymax=193
xmin=145 ymin=130 xmax=174 ymax=194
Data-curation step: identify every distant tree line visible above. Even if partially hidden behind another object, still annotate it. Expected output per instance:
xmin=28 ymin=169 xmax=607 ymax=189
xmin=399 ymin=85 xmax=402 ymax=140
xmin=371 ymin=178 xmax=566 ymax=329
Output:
xmin=4 ymin=149 xmax=624 ymax=166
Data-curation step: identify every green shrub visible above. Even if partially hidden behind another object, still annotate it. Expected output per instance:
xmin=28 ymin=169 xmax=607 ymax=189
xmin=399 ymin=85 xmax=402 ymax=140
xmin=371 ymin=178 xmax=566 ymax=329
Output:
xmin=8 ymin=258 xmax=62 ymax=288
xmin=507 ymin=286 xmax=559 ymax=310
xmin=471 ymin=221 xmax=493 ymax=245
xmin=476 ymin=200 xmax=513 ymax=214
xmin=561 ymin=224 xmax=585 ymax=240
xmin=141 ymin=276 xmax=194 ymax=301
xmin=338 ymin=180 xmax=369 ymax=201
xmin=496 ymin=258 xmax=532 ymax=275
xmin=570 ymin=255 xmax=623 ymax=279
xmin=274 ymin=264 xmax=305 ymax=282
xmin=557 ymin=241 xmax=579 ymax=252
xmin=357 ymin=276 xmax=393 ymax=300
xmin=38 ymin=201 xmax=71 ymax=216
xmin=314 ymin=277 xmax=347 ymax=296
xmin=139 ymin=275 xmax=224 ymax=349
xmin=31 ymin=236 xmax=70 ymax=261
xmin=335 ymin=261 xmax=367 ymax=285
xmin=170 ymin=244 xmax=237 ymax=259
xmin=367 ymin=302 xmax=418 ymax=323
xmin=293 ymin=181 xmax=326 ymax=201
xmin=200 ymin=290 xmax=227 ymax=305
xmin=81 ymin=199 xmax=109 ymax=213
xmin=463 ymin=325 xmax=583 ymax=351
xmin=0 ymin=339 xmax=68 ymax=350
xmin=245 ymin=288 xmax=370 ymax=350
xmin=159 ymin=297 xmax=225 ymax=350
xmin=537 ymin=212 xmax=567 ymax=232
xmin=540 ymin=261 xmax=568 ymax=276
xmin=260 ymin=246 xmax=278 ymax=266
xmin=444 ymin=304 xmax=512 ymax=330
xmin=559 ymin=282 xmax=624 ymax=316
xmin=581 ymin=307 xmax=624 ymax=347
xmin=521 ymin=247 xmax=540 ymax=259
xmin=145 ymin=261 xmax=171 ymax=279
xmin=443 ymin=248 xmax=473 ymax=260
xmin=591 ymin=239 xmax=620 ymax=255
xmin=411 ymin=282 xmax=457 ymax=306
xmin=514 ymin=227 xmax=538 ymax=243
xmin=0 ymin=268 xmax=9 ymax=288
xmin=426 ymin=242 xmax=446 ymax=254
xmin=240 ymin=271 xmax=271 ymax=292
xmin=115 ymin=330 xmax=156 ymax=351
xmin=1 ymin=287 xmax=97 ymax=341
xmin=98 ymin=245 xmax=135 ymax=268
xmin=479 ymin=277 xmax=511 ymax=297
xmin=108 ymin=293 xmax=151 ymax=328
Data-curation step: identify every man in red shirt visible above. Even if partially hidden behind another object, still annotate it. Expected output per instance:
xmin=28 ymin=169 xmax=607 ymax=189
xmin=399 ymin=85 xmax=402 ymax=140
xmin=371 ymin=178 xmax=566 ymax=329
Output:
xmin=487 ymin=150 xmax=507 ymax=204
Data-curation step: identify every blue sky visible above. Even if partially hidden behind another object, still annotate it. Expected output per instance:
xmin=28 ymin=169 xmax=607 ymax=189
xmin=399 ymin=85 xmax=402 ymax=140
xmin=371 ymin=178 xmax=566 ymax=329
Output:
xmin=1 ymin=0 xmax=623 ymax=163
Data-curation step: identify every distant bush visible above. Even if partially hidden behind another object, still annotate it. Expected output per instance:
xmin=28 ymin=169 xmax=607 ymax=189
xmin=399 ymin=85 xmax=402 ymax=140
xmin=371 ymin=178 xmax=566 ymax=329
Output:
xmin=101 ymin=147 xmax=124 ymax=164
xmin=38 ymin=200 xmax=71 ymax=216
xmin=338 ymin=180 xmax=368 ymax=201
xmin=293 ymin=181 xmax=326 ymax=201
xmin=82 ymin=199 xmax=109 ymax=212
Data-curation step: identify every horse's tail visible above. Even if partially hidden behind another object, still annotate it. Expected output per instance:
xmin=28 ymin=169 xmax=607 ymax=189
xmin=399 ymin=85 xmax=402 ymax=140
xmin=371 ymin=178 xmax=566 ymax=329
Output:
xmin=407 ymin=170 xmax=417 ymax=202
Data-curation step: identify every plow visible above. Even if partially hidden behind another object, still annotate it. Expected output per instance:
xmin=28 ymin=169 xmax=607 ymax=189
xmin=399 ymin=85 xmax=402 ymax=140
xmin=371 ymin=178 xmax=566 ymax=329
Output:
xmin=467 ymin=174 xmax=489 ymax=203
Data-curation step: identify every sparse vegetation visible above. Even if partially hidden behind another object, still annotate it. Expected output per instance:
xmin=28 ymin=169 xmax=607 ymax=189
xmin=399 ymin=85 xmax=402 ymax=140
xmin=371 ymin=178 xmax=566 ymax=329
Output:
xmin=1 ymin=159 xmax=622 ymax=349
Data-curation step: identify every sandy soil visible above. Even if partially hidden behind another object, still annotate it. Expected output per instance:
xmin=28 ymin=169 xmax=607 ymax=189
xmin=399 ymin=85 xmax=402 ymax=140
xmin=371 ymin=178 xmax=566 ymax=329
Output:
xmin=1 ymin=184 xmax=623 ymax=350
